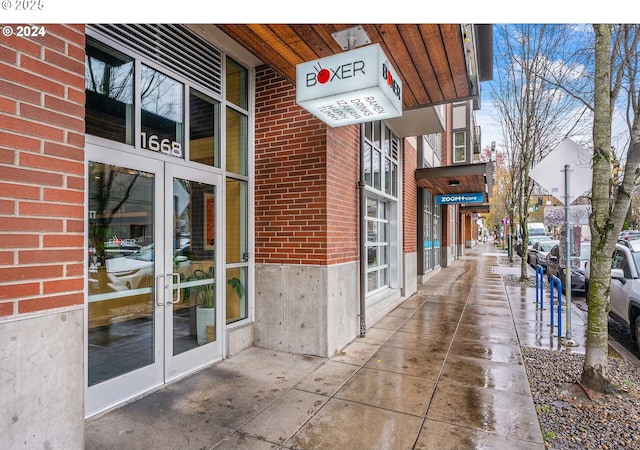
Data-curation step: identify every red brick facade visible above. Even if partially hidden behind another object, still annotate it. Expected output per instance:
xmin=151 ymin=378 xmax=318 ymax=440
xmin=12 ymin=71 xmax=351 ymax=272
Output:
xmin=254 ymin=66 xmax=359 ymax=266
xmin=0 ymin=24 xmax=86 ymax=316
xmin=403 ymin=139 xmax=417 ymax=254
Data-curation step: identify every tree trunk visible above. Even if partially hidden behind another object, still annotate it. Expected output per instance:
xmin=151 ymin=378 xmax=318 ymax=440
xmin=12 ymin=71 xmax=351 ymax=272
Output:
xmin=582 ymin=24 xmax=613 ymax=392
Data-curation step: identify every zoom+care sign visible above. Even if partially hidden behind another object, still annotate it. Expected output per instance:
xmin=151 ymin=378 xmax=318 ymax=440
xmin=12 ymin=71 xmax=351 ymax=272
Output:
xmin=296 ymin=44 xmax=402 ymax=127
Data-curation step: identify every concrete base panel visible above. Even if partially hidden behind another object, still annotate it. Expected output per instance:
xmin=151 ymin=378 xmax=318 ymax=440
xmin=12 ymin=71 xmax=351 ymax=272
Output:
xmin=227 ymin=323 xmax=253 ymax=357
xmin=418 ymin=266 xmax=441 ymax=285
xmin=442 ymin=245 xmax=455 ymax=267
xmin=364 ymin=289 xmax=403 ymax=330
xmin=255 ymin=263 xmax=358 ymax=358
xmin=326 ymin=263 xmax=359 ymax=357
xmin=403 ymin=252 xmax=417 ymax=298
xmin=0 ymin=308 xmax=84 ymax=449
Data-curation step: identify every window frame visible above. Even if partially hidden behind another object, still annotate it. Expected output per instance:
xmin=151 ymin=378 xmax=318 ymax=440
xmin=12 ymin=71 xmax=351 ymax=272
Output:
xmin=84 ymin=28 xmax=256 ymax=329
xmin=453 ymin=131 xmax=466 ymax=164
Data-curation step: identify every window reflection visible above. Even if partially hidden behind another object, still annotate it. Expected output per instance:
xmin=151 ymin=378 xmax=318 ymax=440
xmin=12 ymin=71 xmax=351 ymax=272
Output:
xmin=172 ymin=179 xmax=217 ymax=351
xmin=226 ymin=178 xmax=247 ymax=264
xmin=226 ymin=267 xmax=247 ymax=323
xmin=141 ymin=65 xmax=184 ymax=159
xmin=365 ymin=196 xmax=390 ymax=294
xmin=224 ymin=178 xmax=248 ymax=319
xmin=226 ymin=107 xmax=248 ymax=175
xmin=226 ymin=57 xmax=248 ymax=110
xmin=87 ymin=162 xmax=155 ymax=386
xmin=85 ymin=38 xmax=134 ymax=144
xmin=189 ymin=89 xmax=220 ymax=167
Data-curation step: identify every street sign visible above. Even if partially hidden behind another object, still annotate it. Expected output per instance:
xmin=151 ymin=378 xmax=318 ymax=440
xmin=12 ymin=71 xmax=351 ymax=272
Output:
xmin=529 ymin=138 xmax=592 ymax=204
xmin=544 ymin=205 xmax=591 ymax=226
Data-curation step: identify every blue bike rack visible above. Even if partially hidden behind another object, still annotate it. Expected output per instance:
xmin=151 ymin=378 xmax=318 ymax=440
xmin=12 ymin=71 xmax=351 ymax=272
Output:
xmin=549 ymin=275 xmax=563 ymax=337
xmin=535 ymin=265 xmax=545 ymax=309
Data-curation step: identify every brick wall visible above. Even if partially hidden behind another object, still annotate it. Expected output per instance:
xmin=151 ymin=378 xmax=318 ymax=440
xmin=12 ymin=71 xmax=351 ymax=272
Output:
xmin=403 ymin=138 xmax=417 ymax=253
xmin=254 ymin=66 xmax=359 ymax=266
xmin=0 ymin=24 xmax=86 ymax=317
xmin=326 ymin=124 xmax=359 ymax=264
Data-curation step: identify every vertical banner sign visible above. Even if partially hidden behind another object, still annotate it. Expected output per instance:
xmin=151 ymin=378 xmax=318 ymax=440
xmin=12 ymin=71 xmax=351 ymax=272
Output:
xmin=296 ymin=44 xmax=403 ymax=127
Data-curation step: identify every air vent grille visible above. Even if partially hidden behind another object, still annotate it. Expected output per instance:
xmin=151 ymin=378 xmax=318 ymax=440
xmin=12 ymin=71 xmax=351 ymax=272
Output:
xmin=89 ymin=24 xmax=222 ymax=96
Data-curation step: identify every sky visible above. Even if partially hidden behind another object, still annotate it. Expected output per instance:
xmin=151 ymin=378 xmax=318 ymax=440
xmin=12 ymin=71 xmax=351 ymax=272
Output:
xmin=476 ymin=24 xmax=636 ymax=158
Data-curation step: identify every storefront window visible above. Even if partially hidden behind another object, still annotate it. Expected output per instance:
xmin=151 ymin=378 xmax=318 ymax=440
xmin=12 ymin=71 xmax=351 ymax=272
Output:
xmin=454 ymin=132 xmax=466 ymax=163
xmin=84 ymin=25 xmax=254 ymax=414
xmin=373 ymin=149 xmax=381 ymax=190
xmin=434 ymin=206 xmax=441 ymax=267
xmin=363 ymin=122 xmax=398 ymax=194
xmin=226 ymin=178 xmax=248 ymax=322
xmin=226 ymin=178 xmax=248 ymax=264
xmin=226 ymin=57 xmax=248 ymax=110
xmin=366 ymin=197 xmax=390 ymax=293
xmin=423 ymin=191 xmax=433 ymax=273
xmin=226 ymin=107 xmax=248 ymax=175
xmin=362 ymin=121 xmax=399 ymax=297
xmin=189 ymin=89 xmax=220 ymax=167
xmin=140 ymin=65 xmax=184 ymax=159
xmin=363 ymin=142 xmax=372 ymax=186
xmin=226 ymin=266 xmax=247 ymax=323
xmin=422 ymin=190 xmax=441 ymax=273
xmin=85 ymin=38 xmax=134 ymax=145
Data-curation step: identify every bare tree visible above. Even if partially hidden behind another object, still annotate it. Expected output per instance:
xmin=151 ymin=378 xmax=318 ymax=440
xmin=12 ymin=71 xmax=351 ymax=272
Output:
xmin=486 ymin=150 xmax=511 ymax=243
xmin=490 ymin=24 xmax=591 ymax=276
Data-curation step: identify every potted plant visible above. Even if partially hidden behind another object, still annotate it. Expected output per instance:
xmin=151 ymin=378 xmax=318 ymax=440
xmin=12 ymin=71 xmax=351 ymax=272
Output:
xmin=193 ymin=271 xmax=215 ymax=345
xmin=227 ymin=276 xmax=243 ymax=299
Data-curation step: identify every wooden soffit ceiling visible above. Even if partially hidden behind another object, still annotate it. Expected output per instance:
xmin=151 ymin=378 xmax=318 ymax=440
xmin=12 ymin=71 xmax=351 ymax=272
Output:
xmin=216 ymin=24 xmax=472 ymax=110
xmin=415 ymin=162 xmax=493 ymax=201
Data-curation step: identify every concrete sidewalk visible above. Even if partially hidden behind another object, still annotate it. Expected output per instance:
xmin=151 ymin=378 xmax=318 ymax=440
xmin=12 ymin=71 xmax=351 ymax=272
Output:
xmin=85 ymin=243 xmax=588 ymax=449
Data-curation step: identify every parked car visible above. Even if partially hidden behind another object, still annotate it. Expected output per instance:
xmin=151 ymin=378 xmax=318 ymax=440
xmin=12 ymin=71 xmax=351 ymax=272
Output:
xmin=619 ymin=230 xmax=640 ymax=241
xmin=589 ymin=240 xmax=640 ymax=352
xmin=546 ymin=241 xmax=590 ymax=294
xmin=528 ymin=222 xmax=547 ymax=237
xmin=516 ymin=234 xmax=548 ymax=257
xmin=610 ymin=244 xmax=640 ymax=352
xmin=527 ymin=239 xmax=559 ymax=270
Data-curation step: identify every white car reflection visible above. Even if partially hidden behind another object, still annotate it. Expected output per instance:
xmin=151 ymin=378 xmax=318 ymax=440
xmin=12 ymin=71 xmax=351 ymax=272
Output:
xmin=104 ymin=242 xmax=194 ymax=291
xmin=105 ymin=244 xmax=154 ymax=291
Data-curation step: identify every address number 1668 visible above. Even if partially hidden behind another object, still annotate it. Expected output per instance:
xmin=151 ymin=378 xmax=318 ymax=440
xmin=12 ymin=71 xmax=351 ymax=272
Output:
xmin=141 ymin=133 xmax=183 ymax=158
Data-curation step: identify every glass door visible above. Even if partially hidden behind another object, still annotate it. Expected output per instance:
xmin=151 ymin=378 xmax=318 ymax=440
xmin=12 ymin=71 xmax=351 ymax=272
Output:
xmin=86 ymin=147 xmax=222 ymax=417
xmin=164 ymin=164 xmax=222 ymax=380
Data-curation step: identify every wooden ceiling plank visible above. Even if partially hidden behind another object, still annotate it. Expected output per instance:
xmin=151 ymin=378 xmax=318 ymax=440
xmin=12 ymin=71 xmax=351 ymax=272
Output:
xmin=217 ymin=23 xmax=473 ymax=111
xmin=246 ymin=24 xmax=307 ymax=68
xmin=217 ymin=25 xmax=297 ymax=82
xmin=418 ymin=24 xmax=459 ymax=101
xmin=266 ymin=25 xmax=320 ymax=62
xmin=396 ymin=24 xmax=438 ymax=105
xmin=360 ymin=24 xmax=419 ymax=108
xmin=288 ymin=25 xmax=338 ymax=59
xmin=440 ymin=24 xmax=471 ymax=98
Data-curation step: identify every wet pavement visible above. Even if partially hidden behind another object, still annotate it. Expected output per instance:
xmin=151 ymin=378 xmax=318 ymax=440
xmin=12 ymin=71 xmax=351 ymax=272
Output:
xmin=85 ymin=243 xmax=589 ymax=449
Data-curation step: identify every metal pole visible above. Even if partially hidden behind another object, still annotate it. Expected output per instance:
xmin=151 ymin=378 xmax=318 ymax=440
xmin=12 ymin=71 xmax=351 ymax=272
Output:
xmin=564 ymin=164 xmax=573 ymax=341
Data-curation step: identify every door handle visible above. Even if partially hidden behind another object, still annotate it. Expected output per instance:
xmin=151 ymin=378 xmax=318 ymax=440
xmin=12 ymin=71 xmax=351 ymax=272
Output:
xmin=168 ymin=273 xmax=181 ymax=304
xmin=155 ymin=274 xmax=166 ymax=306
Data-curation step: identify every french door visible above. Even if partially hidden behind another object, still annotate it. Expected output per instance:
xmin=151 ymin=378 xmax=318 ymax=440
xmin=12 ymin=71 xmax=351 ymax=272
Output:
xmin=86 ymin=147 xmax=222 ymax=417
